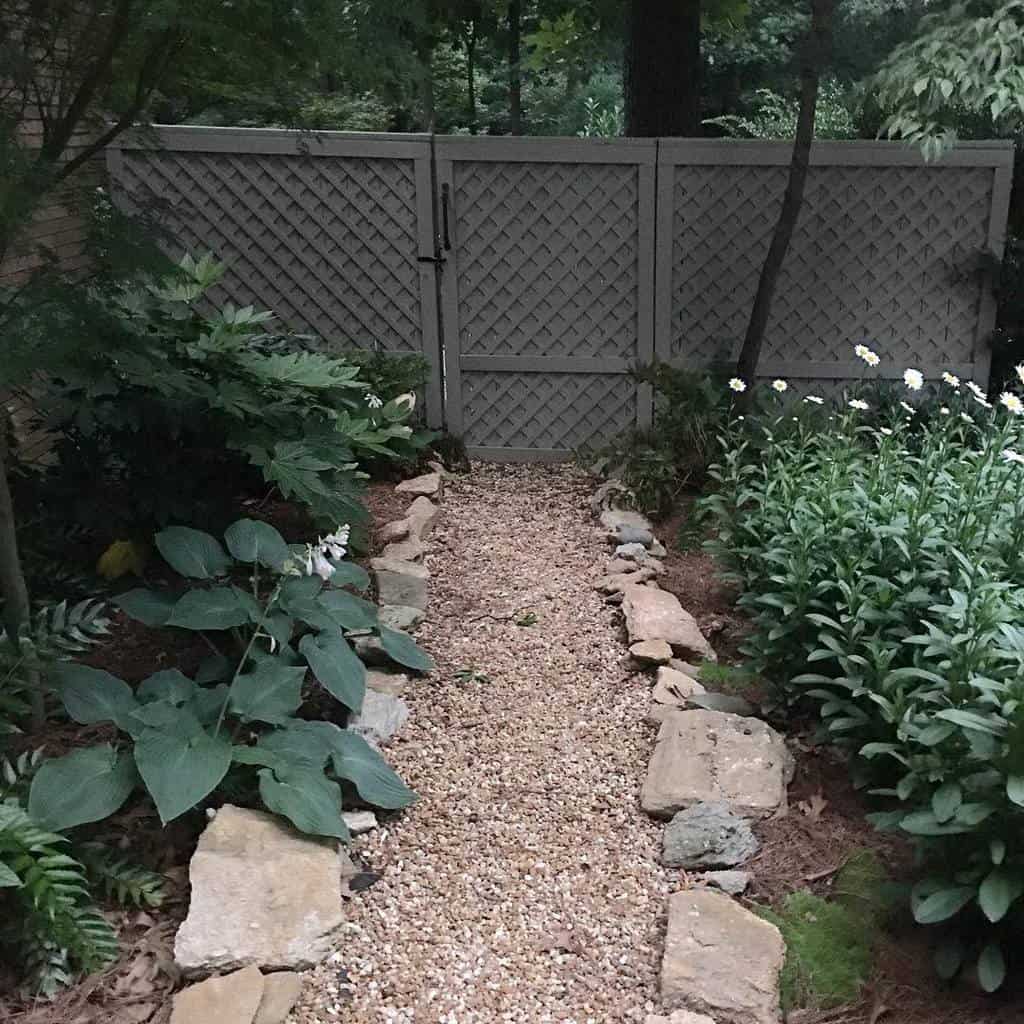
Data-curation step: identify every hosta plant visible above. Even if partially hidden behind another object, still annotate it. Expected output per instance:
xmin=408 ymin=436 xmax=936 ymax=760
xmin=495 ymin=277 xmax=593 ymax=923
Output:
xmin=35 ymin=517 xmax=431 ymax=843
xmin=704 ymin=350 xmax=1024 ymax=989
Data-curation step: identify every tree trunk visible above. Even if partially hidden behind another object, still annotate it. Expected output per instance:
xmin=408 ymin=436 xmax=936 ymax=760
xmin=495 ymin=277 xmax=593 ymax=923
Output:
xmin=417 ymin=37 xmax=436 ymax=131
xmin=734 ymin=0 xmax=834 ymax=384
xmin=507 ymin=0 xmax=522 ymax=134
xmin=465 ymin=17 xmax=478 ymax=133
xmin=625 ymin=0 xmax=702 ymax=137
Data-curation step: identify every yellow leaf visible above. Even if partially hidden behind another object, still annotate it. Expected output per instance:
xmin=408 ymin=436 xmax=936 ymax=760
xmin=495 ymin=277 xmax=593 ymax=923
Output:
xmin=97 ymin=540 xmax=149 ymax=580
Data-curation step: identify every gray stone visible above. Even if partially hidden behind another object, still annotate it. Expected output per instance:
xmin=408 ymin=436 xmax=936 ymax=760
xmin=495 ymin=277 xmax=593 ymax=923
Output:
xmin=600 ymin=507 xmax=651 ymax=532
xmin=661 ymin=889 xmax=784 ymax=1024
xmin=700 ymin=870 xmax=752 ymax=896
xmin=621 ymin=585 xmax=716 ymax=662
xmin=594 ymin=568 xmax=658 ymax=594
xmin=377 ymin=605 xmax=426 ymax=632
xmin=612 ymin=524 xmax=655 ymax=547
xmin=379 ymin=519 xmax=410 ymax=544
xmin=365 ymin=669 xmax=410 ymax=696
xmin=170 ymin=966 xmax=265 ymax=1024
xmin=630 ymin=639 xmax=673 ymax=665
xmin=591 ymin=480 xmax=631 ymax=515
xmin=642 ymin=710 xmax=792 ymax=819
xmin=606 ymin=557 xmax=636 ymax=575
xmin=662 ymin=802 xmax=760 ymax=869
xmin=381 ymin=534 xmax=425 ymax=563
xmin=174 ymin=806 xmax=345 ymax=973
xmin=615 ymin=542 xmax=650 ymax=562
xmin=647 ymin=667 xmax=707 ymax=726
xmin=348 ymin=690 xmax=409 ymax=748
xmin=396 ymin=472 xmax=442 ymax=497
xmin=372 ymin=557 xmax=429 ymax=610
xmin=406 ymin=496 xmax=439 ymax=539
xmin=669 ymin=659 xmax=702 ymax=677
xmin=254 ymin=972 xmax=304 ymax=1024
xmin=646 ymin=1013 xmax=717 ymax=1024
xmin=342 ymin=810 xmax=378 ymax=835
xmin=687 ymin=692 xmax=756 ymax=717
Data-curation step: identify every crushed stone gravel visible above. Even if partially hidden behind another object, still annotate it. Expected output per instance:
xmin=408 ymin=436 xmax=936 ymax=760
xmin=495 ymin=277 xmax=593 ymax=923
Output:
xmin=290 ymin=463 xmax=671 ymax=1024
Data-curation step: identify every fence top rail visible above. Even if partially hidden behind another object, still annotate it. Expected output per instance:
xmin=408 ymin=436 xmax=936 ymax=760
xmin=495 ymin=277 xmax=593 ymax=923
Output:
xmin=657 ymin=137 xmax=1014 ymax=168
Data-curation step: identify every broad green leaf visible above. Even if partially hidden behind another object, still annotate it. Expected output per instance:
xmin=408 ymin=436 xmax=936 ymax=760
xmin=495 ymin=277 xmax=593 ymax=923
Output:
xmin=990 ymin=838 xmax=1007 ymax=865
xmin=195 ymin=655 xmax=232 ymax=684
xmin=116 ymin=588 xmax=175 ymax=627
xmin=166 ymin=588 xmax=250 ymax=631
xmin=912 ymin=885 xmax=975 ymax=924
xmin=191 ymin=684 xmax=229 ymax=726
xmin=978 ymin=942 xmax=1006 ymax=993
xmin=155 ymin=526 xmax=232 ymax=579
xmin=931 ymin=782 xmax=962 ymax=823
xmin=327 ymin=562 xmax=370 ymax=592
xmin=228 ymin=658 xmax=307 ymax=725
xmin=0 ymin=863 xmax=20 ymax=887
xmin=28 ymin=745 xmax=137 ymax=831
xmin=978 ymin=868 xmax=1022 ymax=923
xmin=330 ymin=730 xmax=416 ymax=809
xmin=933 ymin=936 xmax=964 ymax=981
xmin=134 ymin=721 xmax=232 ymax=824
xmin=318 ymin=590 xmax=378 ymax=631
xmin=899 ymin=810 xmax=970 ymax=836
xmin=916 ymin=721 xmax=956 ymax=746
xmin=300 ymin=632 xmax=365 ymax=711
xmin=137 ymin=669 xmax=195 ymax=705
xmin=257 ymin=767 xmax=348 ymax=840
xmin=51 ymin=664 xmax=139 ymax=728
xmin=934 ymin=709 xmax=1006 ymax=736
xmin=1006 ymin=775 xmax=1024 ymax=806
xmin=378 ymin=626 xmax=434 ymax=673
xmin=224 ymin=518 xmax=290 ymax=570
xmin=257 ymin=721 xmax=335 ymax=769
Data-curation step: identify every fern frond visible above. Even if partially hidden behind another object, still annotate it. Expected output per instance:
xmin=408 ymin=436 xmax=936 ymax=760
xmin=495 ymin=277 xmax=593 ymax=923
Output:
xmin=0 ymin=747 xmax=44 ymax=801
xmin=76 ymin=842 xmax=165 ymax=908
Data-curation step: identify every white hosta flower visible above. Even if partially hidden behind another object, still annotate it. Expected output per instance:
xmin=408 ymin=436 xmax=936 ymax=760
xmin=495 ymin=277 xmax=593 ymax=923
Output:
xmin=999 ymin=392 xmax=1023 ymax=416
xmin=804 ymin=395 xmax=824 ymax=405
xmin=366 ymin=393 xmax=384 ymax=409
xmin=903 ymin=368 xmax=924 ymax=391
xmin=394 ymin=392 xmax=417 ymax=412
xmin=1003 ymin=448 xmax=1024 ymax=465
xmin=848 ymin=399 xmax=869 ymax=411
xmin=310 ymin=548 xmax=335 ymax=581
xmin=771 ymin=379 xmax=788 ymax=393
xmin=942 ymin=372 xmax=960 ymax=387
xmin=321 ymin=524 xmax=351 ymax=561
xmin=728 ymin=378 xmax=747 ymax=393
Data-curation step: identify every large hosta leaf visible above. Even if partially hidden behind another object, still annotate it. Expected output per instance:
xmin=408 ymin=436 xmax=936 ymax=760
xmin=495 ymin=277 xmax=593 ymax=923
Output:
xmin=155 ymin=526 xmax=232 ymax=579
xmin=330 ymin=730 xmax=416 ymax=810
xmin=299 ymin=631 xmax=365 ymax=711
xmin=318 ymin=590 xmax=378 ymax=631
xmin=116 ymin=588 xmax=176 ymax=627
xmin=166 ymin=587 xmax=250 ymax=630
xmin=51 ymin=664 xmax=138 ymax=728
xmin=29 ymin=744 xmax=137 ymax=831
xmin=224 ymin=518 xmax=290 ymax=570
xmin=137 ymin=669 xmax=195 ymax=705
xmin=378 ymin=626 xmax=434 ymax=673
xmin=326 ymin=562 xmax=370 ymax=592
xmin=134 ymin=714 xmax=232 ymax=824
xmin=257 ymin=767 xmax=348 ymax=840
xmin=228 ymin=658 xmax=306 ymax=725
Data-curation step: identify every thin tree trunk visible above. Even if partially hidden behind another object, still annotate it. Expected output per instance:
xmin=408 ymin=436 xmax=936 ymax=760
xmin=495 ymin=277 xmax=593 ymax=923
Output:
xmin=507 ymin=0 xmax=522 ymax=134
xmin=417 ymin=37 xmax=436 ymax=131
xmin=465 ymin=17 xmax=478 ymax=133
xmin=734 ymin=0 xmax=834 ymax=383
xmin=625 ymin=0 xmax=702 ymax=137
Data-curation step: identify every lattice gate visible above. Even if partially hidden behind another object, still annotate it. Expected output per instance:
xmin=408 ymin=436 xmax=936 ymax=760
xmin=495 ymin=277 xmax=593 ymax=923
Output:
xmin=108 ymin=130 xmax=1013 ymax=459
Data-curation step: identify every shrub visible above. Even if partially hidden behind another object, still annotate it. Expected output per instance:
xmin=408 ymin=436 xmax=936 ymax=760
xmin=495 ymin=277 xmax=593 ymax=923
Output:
xmin=704 ymin=352 xmax=1024 ymax=989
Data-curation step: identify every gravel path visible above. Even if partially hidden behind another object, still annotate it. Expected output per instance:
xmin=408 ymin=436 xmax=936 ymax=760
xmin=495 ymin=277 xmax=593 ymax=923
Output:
xmin=293 ymin=463 xmax=669 ymax=1024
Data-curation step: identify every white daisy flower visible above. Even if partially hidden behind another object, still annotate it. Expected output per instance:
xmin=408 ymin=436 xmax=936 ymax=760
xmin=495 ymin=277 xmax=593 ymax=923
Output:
xmin=900 ymin=401 xmax=915 ymax=415
xmin=942 ymin=372 xmax=960 ymax=387
xmin=1003 ymin=448 xmax=1024 ymax=465
xmin=879 ymin=427 xmax=893 ymax=436
xmin=854 ymin=344 xmax=880 ymax=366
xmin=1000 ymin=392 xmax=1023 ymax=415
xmin=804 ymin=395 xmax=824 ymax=405
xmin=940 ymin=406 xmax=950 ymax=415
xmin=903 ymin=368 xmax=924 ymax=391
xmin=966 ymin=381 xmax=987 ymax=400
xmin=1016 ymin=364 xmax=1024 ymax=386
xmin=960 ymin=412 xmax=973 ymax=424
xmin=728 ymin=378 xmax=747 ymax=393
xmin=771 ymin=379 xmax=788 ymax=393
xmin=849 ymin=399 xmax=869 ymax=411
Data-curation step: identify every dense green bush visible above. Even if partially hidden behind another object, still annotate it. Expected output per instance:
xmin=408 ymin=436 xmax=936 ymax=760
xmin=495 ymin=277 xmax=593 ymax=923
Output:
xmin=704 ymin=353 xmax=1024 ymax=989
xmin=29 ymin=254 xmax=432 ymax=541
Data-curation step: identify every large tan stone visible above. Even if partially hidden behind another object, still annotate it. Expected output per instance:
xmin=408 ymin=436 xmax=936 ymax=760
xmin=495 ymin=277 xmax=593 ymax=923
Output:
xmin=371 ymin=557 xmax=429 ymax=610
xmin=646 ymin=667 xmax=706 ymax=726
xmin=174 ymin=806 xmax=345 ymax=974
xmin=630 ymin=639 xmax=673 ymax=665
xmin=170 ymin=966 xmax=265 ymax=1024
xmin=406 ymin=496 xmax=439 ymax=539
xmin=646 ymin=1013 xmax=716 ymax=1024
xmin=396 ymin=471 xmax=442 ymax=497
xmin=595 ymin=568 xmax=657 ymax=594
xmin=641 ymin=710 xmax=792 ymax=819
xmin=620 ymin=585 xmax=716 ymax=661
xmin=254 ymin=972 xmax=304 ymax=1024
xmin=661 ymin=890 xmax=784 ymax=1024
xmin=381 ymin=533 xmax=425 ymax=563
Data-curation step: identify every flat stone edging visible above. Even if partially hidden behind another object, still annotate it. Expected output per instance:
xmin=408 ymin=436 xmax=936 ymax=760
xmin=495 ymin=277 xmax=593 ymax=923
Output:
xmin=590 ymin=485 xmax=791 ymax=1024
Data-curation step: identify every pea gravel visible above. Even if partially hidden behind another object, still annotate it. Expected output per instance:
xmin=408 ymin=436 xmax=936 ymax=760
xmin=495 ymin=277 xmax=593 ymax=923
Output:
xmin=291 ymin=464 xmax=671 ymax=1023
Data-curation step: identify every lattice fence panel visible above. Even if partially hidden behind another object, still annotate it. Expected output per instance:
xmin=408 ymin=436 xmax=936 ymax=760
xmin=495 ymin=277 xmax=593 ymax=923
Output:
xmin=114 ymin=149 xmax=424 ymax=353
xmin=461 ymin=371 xmax=637 ymax=451
xmin=670 ymin=164 xmax=994 ymax=373
xmin=452 ymin=161 xmax=640 ymax=359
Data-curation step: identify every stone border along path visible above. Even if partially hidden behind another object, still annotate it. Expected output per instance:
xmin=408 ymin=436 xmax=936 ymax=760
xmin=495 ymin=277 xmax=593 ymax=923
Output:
xmin=168 ymin=464 xmax=795 ymax=1024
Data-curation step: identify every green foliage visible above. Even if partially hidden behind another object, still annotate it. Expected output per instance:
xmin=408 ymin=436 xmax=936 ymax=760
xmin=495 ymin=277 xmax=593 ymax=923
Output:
xmin=32 ymin=254 xmax=430 ymax=537
xmin=705 ymin=80 xmax=857 ymax=139
xmin=696 ymin=661 xmax=760 ymax=695
xmin=871 ymin=0 xmax=1024 ymax=157
xmin=703 ymin=356 xmax=1024 ymax=988
xmin=593 ymin=366 xmax=733 ymax=518
xmin=75 ymin=843 xmax=165 ymax=909
xmin=36 ymin=517 xmax=427 ymax=839
xmin=759 ymin=890 xmax=876 ymax=1010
